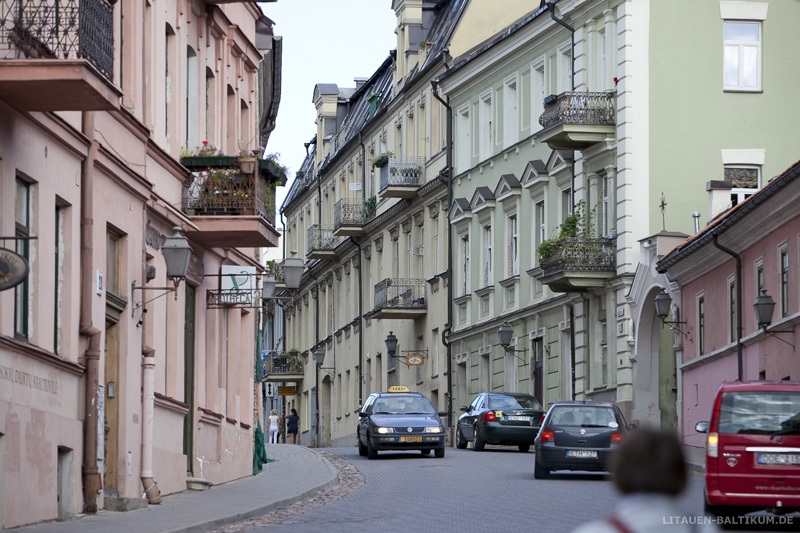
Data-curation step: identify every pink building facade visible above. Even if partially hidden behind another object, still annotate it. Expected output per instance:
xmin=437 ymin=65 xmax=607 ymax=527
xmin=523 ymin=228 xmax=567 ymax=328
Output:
xmin=0 ymin=1 xmax=282 ymax=528
xmin=657 ymin=160 xmax=800 ymax=454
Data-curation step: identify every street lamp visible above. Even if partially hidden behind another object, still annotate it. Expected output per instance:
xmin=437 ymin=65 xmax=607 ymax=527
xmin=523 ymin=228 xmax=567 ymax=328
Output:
xmin=131 ymin=226 xmax=192 ymax=309
xmin=282 ymin=251 xmax=304 ymax=290
xmin=653 ymin=290 xmax=689 ymax=338
xmin=497 ymin=321 xmax=527 ymax=363
xmin=385 ymin=331 xmax=398 ymax=358
xmin=313 ymin=345 xmax=326 ymax=367
xmin=753 ymin=289 xmax=795 ymax=351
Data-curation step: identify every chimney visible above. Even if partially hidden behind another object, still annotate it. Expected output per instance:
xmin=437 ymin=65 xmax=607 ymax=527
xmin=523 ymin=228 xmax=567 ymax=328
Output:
xmin=706 ymin=180 xmax=733 ymax=222
xmin=393 ymin=0 xmax=424 ymax=81
xmin=354 ymin=77 xmax=368 ymax=90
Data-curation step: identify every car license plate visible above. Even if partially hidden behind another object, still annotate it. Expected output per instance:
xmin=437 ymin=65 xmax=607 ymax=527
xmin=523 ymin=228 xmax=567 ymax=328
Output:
xmin=507 ymin=416 xmax=531 ymax=422
xmin=758 ymin=453 xmax=800 ymax=465
xmin=567 ymin=450 xmax=598 ymax=458
xmin=400 ymin=436 xmax=422 ymax=443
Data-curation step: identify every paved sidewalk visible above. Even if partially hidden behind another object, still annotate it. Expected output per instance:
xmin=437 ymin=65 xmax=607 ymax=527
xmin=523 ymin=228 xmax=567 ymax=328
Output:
xmin=15 ymin=444 xmax=337 ymax=533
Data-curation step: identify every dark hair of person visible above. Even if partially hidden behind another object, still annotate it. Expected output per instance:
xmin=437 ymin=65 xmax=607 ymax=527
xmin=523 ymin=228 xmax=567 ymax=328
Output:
xmin=611 ymin=428 xmax=687 ymax=496
xmin=291 ymin=408 xmax=297 ymax=414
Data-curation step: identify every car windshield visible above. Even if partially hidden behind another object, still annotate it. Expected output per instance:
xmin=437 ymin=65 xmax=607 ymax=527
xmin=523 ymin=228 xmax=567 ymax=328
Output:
xmin=372 ymin=396 xmax=435 ymax=415
xmin=549 ymin=406 xmax=619 ymax=428
xmin=718 ymin=391 xmax=800 ymax=435
xmin=488 ymin=394 xmax=542 ymax=410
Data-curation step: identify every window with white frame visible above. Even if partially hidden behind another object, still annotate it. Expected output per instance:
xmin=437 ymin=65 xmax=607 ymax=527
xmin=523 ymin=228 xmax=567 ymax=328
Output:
xmin=723 ymin=21 xmax=761 ymax=91
xmin=482 ymin=222 xmax=492 ymax=287
xmin=557 ymin=42 xmax=572 ymax=93
xmin=780 ymin=245 xmax=789 ymax=318
xmin=393 ymin=238 xmax=400 ymax=278
xmin=457 ymin=105 xmax=470 ymax=172
xmin=535 ymin=200 xmax=545 ymax=266
xmin=504 ymin=75 xmax=518 ymax=149
xmin=460 ymin=233 xmax=470 ymax=297
xmin=434 ymin=214 xmax=440 ymax=272
xmin=479 ymin=91 xmax=492 ymax=162
xmin=724 ymin=165 xmax=760 ymax=207
xmin=756 ymin=259 xmax=764 ymax=296
xmin=532 ymin=58 xmax=546 ymax=130
xmin=506 ymin=213 xmax=518 ymax=277
xmin=593 ymin=24 xmax=607 ymax=91
xmin=698 ymin=293 xmax=706 ymax=356
xmin=406 ymin=231 xmax=412 ymax=277
xmin=432 ymin=328 xmax=439 ymax=377
xmin=728 ymin=276 xmax=736 ymax=344
xmin=561 ymin=187 xmax=573 ymax=223
xmin=602 ymin=174 xmax=614 ymax=236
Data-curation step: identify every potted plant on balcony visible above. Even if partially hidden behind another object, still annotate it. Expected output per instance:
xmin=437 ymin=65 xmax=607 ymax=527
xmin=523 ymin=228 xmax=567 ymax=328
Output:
xmin=363 ymin=196 xmax=377 ymax=219
xmin=372 ymin=151 xmax=393 ymax=168
xmin=237 ymin=149 xmax=257 ymax=175
xmin=537 ymin=201 xmax=597 ymax=264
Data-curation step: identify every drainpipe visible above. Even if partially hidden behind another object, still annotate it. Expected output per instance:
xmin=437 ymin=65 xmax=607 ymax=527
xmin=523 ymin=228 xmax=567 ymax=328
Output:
xmin=568 ymin=302 xmax=576 ymax=400
xmin=431 ymin=78 xmax=453 ymax=428
xmin=713 ymin=235 xmax=743 ymax=380
xmin=140 ymin=345 xmax=161 ymax=503
xmin=355 ymin=133 xmax=366 ymax=407
xmin=79 ymin=111 xmax=102 ymax=513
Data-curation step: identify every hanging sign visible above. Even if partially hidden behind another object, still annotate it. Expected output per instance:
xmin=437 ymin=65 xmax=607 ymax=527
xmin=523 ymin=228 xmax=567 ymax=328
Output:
xmin=405 ymin=353 xmax=425 ymax=366
xmin=0 ymin=248 xmax=29 ymax=291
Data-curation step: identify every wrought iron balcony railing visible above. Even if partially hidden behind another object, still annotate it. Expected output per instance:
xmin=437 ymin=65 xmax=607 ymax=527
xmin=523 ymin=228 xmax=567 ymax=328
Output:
xmin=266 ymin=351 xmax=304 ymax=375
xmin=379 ymin=156 xmax=425 ymax=190
xmin=374 ymin=278 xmax=427 ymax=310
xmin=0 ymin=0 xmax=115 ymax=81
xmin=538 ymin=91 xmax=615 ymax=130
xmin=307 ymin=225 xmax=342 ymax=255
xmin=539 ymin=237 xmax=616 ymax=276
xmin=182 ymin=170 xmax=278 ymax=228
xmin=334 ymin=199 xmax=372 ymax=228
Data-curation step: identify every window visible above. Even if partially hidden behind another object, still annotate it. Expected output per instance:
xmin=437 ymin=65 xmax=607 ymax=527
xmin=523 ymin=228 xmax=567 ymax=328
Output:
xmin=107 ymin=231 xmax=120 ymax=295
xmin=504 ymin=76 xmax=518 ymax=148
xmin=482 ymin=223 xmax=492 ymax=286
xmin=456 ymin=105 xmax=470 ymax=171
xmin=479 ymin=92 xmax=492 ymax=161
xmin=535 ymin=200 xmax=545 ymax=266
xmin=433 ymin=215 xmax=440 ymax=272
xmin=756 ymin=261 xmax=764 ymax=296
xmin=507 ymin=214 xmax=518 ymax=276
xmin=186 ymin=47 xmax=198 ymax=148
xmin=602 ymin=174 xmax=613 ymax=236
xmin=593 ymin=26 xmax=606 ymax=91
xmin=15 ymin=178 xmax=31 ymax=338
xmin=532 ymin=59 xmax=546 ymax=130
xmin=725 ymin=165 xmax=760 ymax=207
xmin=557 ymin=42 xmax=572 ymax=93
xmin=460 ymin=234 xmax=470 ymax=296
xmin=698 ymin=294 xmax=706 ymax=356
xmin=723 ymin=21 xmax=760 ymax=91
xmin=561 ymin=187 xmax=573 ymax=223
xmin=780 ymin=246 xmax=789 ymax=318
xmin=432 ymin=328 xmax=439 ymax=377
xmin=54 ymin=204 xmax=65 ymax=354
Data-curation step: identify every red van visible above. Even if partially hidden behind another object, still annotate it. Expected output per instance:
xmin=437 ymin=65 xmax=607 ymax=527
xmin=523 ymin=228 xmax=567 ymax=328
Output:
xmin=696 ymin=381 xmax=800 ymax=517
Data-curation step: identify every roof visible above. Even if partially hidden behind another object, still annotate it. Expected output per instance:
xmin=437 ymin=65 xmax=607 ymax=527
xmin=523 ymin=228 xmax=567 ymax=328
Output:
xmin=657 ymin=158 xmax=800 ymax=272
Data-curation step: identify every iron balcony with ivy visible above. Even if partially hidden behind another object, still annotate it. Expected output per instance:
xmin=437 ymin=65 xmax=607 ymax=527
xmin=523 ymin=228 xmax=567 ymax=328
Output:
xmin=333 ymin=198 xmax=375 ymax=237
xmin=538 ymin=237 xmax=616 ymax=292
xmin=180 ymin=156 xmax=287 ymax=248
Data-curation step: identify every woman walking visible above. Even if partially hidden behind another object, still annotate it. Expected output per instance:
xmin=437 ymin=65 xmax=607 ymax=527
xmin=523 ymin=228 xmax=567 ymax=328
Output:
xmin=267 ymin=409 xmax=280 ymax=444
xmin=285 ymin=408 xmax=300 ymax=444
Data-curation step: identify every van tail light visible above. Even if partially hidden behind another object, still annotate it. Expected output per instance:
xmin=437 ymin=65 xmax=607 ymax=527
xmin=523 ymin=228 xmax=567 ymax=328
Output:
xmin=540 ymin=429 xmax=555 ymax=443
xmin=707 ymin=432 xmax=719 ymax=458
xmin=483 ymin=411 xmax=497 ymax=422
xmin=611 ymin=432 xmax=623 ymax=444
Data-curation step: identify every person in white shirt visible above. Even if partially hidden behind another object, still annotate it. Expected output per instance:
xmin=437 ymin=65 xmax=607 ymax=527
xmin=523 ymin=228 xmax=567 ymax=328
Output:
xmin=267 ymin=409 xmax=280 ymax=444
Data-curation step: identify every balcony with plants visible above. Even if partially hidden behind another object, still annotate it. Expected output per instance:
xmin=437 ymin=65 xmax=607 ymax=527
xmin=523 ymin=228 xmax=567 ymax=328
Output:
xmin=537 ymin=202 xmax=616 ymax=292
xmin=376 ymin=154 xmax=425 ymax=198
xmin=535 ymin=91 xmax=616 ymax=151
xmin=307 ymin=225 xmax=343 ymax=260
xmin=333 ymin=196 xmax=376 ymax=237
xmin=263 ymin=349 xmax=305 ymax=383
xmin=181 ymin=143 xmax=287 ymax=248
xmin=0 ymin=0 xmax=121 ymax=111
xmin=371 ymin=278 xmax=427 ymax=319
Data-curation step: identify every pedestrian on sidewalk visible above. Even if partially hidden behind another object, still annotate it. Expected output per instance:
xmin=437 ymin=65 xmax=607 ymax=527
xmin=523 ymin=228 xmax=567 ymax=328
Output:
xmin=572 ymin=428 xmax=719 ymax=533
xmin=267 ymin=409 xmax=280 ymax=444
xmin=285 ymin=408 xmax=300 ymax=444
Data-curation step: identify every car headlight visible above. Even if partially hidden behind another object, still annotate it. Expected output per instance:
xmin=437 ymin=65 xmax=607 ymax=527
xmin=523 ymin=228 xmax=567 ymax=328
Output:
xmin=424 ymin=426 xmax=443 ymax=434
xmin=376 ymin=427 xmax=395 ymax=434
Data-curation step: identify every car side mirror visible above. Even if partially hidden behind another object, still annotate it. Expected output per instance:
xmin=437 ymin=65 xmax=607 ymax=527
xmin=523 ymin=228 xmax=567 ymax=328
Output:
xmin=459 ymin=405 xmax=469 ymax=412
xmin=695 ymin=421 xmax=709 ymax=433
xmin=359 ymin=411 xmax=368 ymax=417
xmin=437 ymin=411 xmax=448 ymax=417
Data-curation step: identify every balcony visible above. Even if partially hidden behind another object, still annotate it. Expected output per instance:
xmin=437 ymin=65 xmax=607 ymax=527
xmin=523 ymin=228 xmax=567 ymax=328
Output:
xmin=181 ymin=156 xmax=286 ymax=248
xmin=378 ymin=156 xmax=424 ymax=198
xmin=372 ymin=278 xmax=427 ymax=319
xmin=538 ymin=237 xmax=616 ymax=292
xmin=333 ymin=198 xmax=374 ymax=237
xmin=535 ymin=91 xmax=615 ymax=151
xmin=0 ymin=0 xmax=121 ymax=111
xmin=307 ymin=225 xmax=342 ymax=260
xmin=262 ymin=351 xmax=304 ymax=384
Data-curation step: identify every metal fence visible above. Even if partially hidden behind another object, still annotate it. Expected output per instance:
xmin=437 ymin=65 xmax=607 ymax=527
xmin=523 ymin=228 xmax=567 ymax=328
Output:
xmin=373 ymin=278 xmax=427 ymax=310
xmin=379 ymin=156 xmax=425 ymax=190
xmin=182 ymin=171 xmax=278 ymax=228
xmin=334 ymin=198 xmax=369 ymax=228
xmin=538 ymin=91 xmax=615 ymax=130
xmin=307 ymin=225 xmax=342 ymax=255
xmin=540 ymin=237 xmax=616 ymax=275
xmin=0 ymin=0 xmax=115 ymax=81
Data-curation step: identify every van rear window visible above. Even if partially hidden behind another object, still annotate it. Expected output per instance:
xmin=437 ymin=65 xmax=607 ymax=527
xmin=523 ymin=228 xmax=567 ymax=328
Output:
xmin=718 ymin=391 xmax=800 ymax=434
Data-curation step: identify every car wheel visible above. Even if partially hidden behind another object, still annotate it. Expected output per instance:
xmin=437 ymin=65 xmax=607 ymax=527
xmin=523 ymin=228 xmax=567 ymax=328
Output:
xmin=473 ymin=427 xmax=486 ymax=451
xmin=534 ymin=458 xmax=550 ymax=479
xmin=367 ymin=434 xmax=378 ymax=460
xmin=455 ymin=428 xmax=468 ymax=449
xmin=358 ymin=435 xmax=367 ymax=457
xmin=421 ymin=449 xmax=431 ymax=456
xmin=435 ymin=446 xmax=445 ymax=458
xmin=518 ymin=444 xmax=530 ymax=453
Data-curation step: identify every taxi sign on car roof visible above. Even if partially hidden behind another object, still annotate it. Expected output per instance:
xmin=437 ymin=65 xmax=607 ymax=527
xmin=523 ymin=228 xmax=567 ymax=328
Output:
xmin=387 ymin=386 xmax=410 ymax=393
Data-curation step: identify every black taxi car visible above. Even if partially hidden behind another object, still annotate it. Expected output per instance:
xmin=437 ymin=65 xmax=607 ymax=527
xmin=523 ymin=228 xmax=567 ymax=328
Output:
xmin=357 ymin=386 xmax=447 ymax=459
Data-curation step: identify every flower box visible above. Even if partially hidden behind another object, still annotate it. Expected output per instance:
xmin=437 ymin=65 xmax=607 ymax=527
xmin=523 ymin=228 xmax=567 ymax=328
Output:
xmin=181 ymin=156 xmax=238 ymax=169
xmin=238 ymin=157 xmax=257 ymax=175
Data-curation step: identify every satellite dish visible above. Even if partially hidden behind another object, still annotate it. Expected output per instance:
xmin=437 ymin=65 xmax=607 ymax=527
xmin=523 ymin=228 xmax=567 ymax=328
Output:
xmin=0 ymin=248 xmax=29 ymax=291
